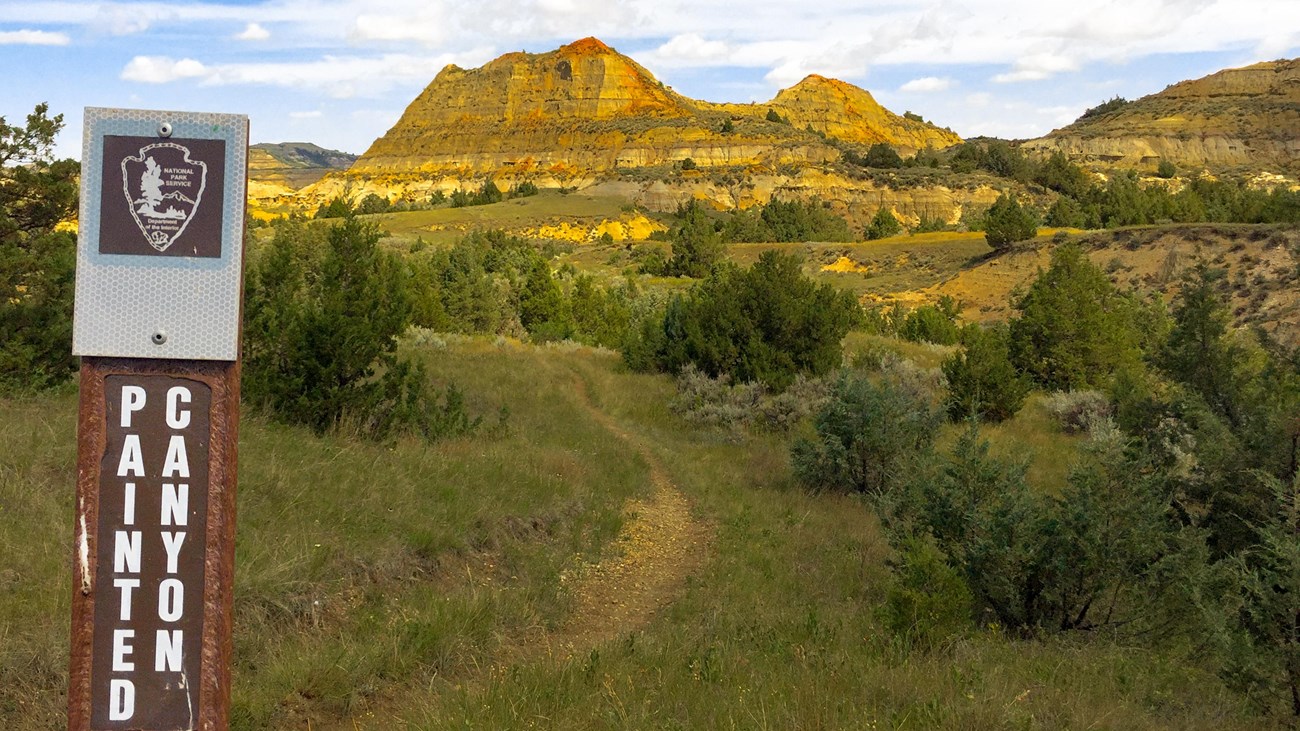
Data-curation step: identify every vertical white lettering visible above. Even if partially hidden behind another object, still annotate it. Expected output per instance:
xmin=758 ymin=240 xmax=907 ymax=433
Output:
xmin=165 ymin=386 xmax=192 ymax=429
xmin=161 ymin=484 xmax=189 ymax=527
xmin=161 ymin=531 xmax=186 ymax=574
xmin=161 ymin=435 xmax=189 ymax=478
xmin=108 ymin=679 xmax=135 ymax=721
xmin=158 ymin=579 xmax=184 ymax=622
xmin=122 ymin=482 xmax=136 ymax=526
xmin=116 ymin=435 xmax=144 ymax=478
xmin=111 ymin=629 xmax=135 ymax=671
xmin=155 ymin=629 xmax=184 ymax=672
xmin=113 ymin=531 xmax=141 ymax=574
xmin=119 ymin=386 xmax=146 ymax=428
xmin=113 ymin=578 xmax=139 ymax=621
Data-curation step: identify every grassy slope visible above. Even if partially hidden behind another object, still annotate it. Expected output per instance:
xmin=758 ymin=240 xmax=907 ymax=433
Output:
xmin=1 ymin=337 xmax=1277 ymax=730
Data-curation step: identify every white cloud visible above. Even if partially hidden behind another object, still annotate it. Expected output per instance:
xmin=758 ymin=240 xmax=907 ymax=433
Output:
xmin=655 ymin=33 xmax=730 ymax=63
xmin=235 ymin=22 xmax=270 ymax=41
xmin=121 ymin=56 xmax=209 ymax=83
xmin=900 ymin=76 xmax=953 ymax=93
xmin=0 ymin=29 xmax=69 ymax=45
xmin=350 ymin=10 xmax=448 ymax=45
xmin=289 ymin=110 xmax=322 ymax=119
xmin=118 ymin=49 xmax=496 ymax=98
xmin=992 ymin=53 xmax=1079 ymax=83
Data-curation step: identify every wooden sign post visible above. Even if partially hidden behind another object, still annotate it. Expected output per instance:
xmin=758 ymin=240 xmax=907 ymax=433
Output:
xmin=68 ymin=108 xmax=248 ymax=731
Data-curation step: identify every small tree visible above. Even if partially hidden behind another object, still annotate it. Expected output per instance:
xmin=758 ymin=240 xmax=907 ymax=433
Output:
xmin=984 ymin=192 xmax=1038 ymax=250
xmin=792 ymin=371 xmax=942 ymax=495
xmin=667 ymin=200 xmax=723 ymax=277
xmin=1232 ymin=473 xmax=1300 ymax=716
xmin=0 ymin=103 xmax=79 ymax=392
xmin=1156 ymin=159 xmax=1177 ymax=179
xmin=942 ymin=324 xmax=1029 ymax=422
xmin=863 ymin=143 xmax=903 ymax=169
xmin=865 ymin=207 xmax=903 ymax=240
xmin=244 ymin=217 xmax=476 ymax=440
xmin=1009 ymin=243 xmax=1142 ymax=390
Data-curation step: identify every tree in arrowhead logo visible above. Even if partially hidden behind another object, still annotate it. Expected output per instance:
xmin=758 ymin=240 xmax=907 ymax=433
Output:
xmin=120 ymin=142 xmax=208 ymax=252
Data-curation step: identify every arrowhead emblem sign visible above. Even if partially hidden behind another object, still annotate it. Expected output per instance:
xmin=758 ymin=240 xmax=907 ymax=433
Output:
xmin=120 ymin=142 xmax=208 ymax=252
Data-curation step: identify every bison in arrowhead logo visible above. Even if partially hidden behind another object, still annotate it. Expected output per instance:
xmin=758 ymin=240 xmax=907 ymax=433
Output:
xmin=120 ymin=142 xmax=208 ymax=252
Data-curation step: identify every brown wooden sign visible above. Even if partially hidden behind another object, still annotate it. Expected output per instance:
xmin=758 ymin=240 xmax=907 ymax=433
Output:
xmin=70 ymin=107 xmax=246 ymax=731
xmin=91 ymin=375 xmax=211 ymax=726
xmin=70 ymin=360 xmax=239 ymax=731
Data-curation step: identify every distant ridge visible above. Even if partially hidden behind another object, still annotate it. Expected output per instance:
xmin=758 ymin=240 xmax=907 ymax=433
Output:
xmin=249 ymin=142 xmax=357 ymax=191
xmin=1023 ymin=59 xmax=1300 ymax=173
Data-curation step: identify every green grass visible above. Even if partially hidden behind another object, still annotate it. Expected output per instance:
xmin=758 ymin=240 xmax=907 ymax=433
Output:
xmin=368 ymin=192 xmax=641 ymax=248
xmin=0 ymin=337 xmax=1281 ymax=729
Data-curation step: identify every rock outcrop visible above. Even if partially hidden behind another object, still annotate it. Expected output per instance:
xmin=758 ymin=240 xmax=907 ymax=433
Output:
xmin=334 ymin=38 xmax=959 ymax=188
xmin=1023 ymin=59 xmax=1300 ymax=173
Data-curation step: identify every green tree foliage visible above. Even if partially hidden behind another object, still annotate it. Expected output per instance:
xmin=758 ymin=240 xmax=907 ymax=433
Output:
xmin=984 ymin=192 xmax=1038 ymax=250
xmin=355 ymin=193 xmax=392 ymax=215
xmin=892 ymin=425 xmax=1211 ymax=636
xmin=244 ymin=217 xmax=478 ymax=440
xmin=760 ymin=199 xmax=853 ymax=243
xmin=680 ymin=157 xmax=697 ymax=171
xmin=406 ymin=233 xmax=507 ymax=335
xmin=1156 ymin=159 xmax=1177 ymax=179
xmin=1044 ymin=195 xmax=1087 ymax=228
xmin=947 ymin=140 xmax=1031 ymax=182
xmin=879 ymin=534 xmax=974 ymax=648
xmin=518 ymin=258 xmax=573 ymax=341
xmin=765 ymin=108 xmax=789 ymax=124
xmin=474 ymin=180 xmax=503 ymax=206
xmin=507 ymin=181 xmax=539 ymax=198
xmin=1077 ymin=96 xmax=1129 ymax=122
xmin=792 ymin=371 xmax=942 ymax=494
xmin=942 ymin=324 xmax=1029 ymax=422
xmin=1231 ymin=473 xmax=1300 ymax=715
xmin=667 ymin=199 xmax=724 ymax=277
xmin=1159 ymin=267 xmax=1251 ymax=428
xmin=865 ymin=207 xmax=903 ymax=240
xmin=314 ymin=196 xmax=353 ymax=219
xmin=898 ymin=297 xmax=962 ymax=345
xmin=0 ymin=103 xmax=78 ymax=392
xmin=719 ymin=118 xmax=734 ymax=134
xmin=1009 ymin=243 xmax=1141 ymax=390
xmin=863 ymin=143 xmax=903 ymax=169
xmin=1034 ymin=151 xmax=1093 ymax=199
xmin=650 ymin=252 xmax=859 ymax=390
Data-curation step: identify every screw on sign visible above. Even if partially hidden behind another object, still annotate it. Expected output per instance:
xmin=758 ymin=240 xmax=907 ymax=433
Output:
xmin=68 ymin=108 xmax=246 ymax=731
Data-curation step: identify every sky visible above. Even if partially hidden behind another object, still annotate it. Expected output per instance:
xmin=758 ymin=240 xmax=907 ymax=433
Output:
xmin=2 ymin=0 xmax=1297 ymax=161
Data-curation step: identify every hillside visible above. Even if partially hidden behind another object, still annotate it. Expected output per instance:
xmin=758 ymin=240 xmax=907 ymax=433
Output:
xmin=0 ymin=337 xmax=1276 ymax=729
xmin=248 ymin=142 xmax=357 ymax=196
xmin=308 ymin=38 xmax=958 ymax=200
xmin=1022 ymin=59 xmax=1300 ymax=174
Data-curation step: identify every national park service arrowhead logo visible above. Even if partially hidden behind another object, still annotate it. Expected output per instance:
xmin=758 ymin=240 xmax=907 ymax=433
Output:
xmin=120 ymin=142 xmax=208 ymax=252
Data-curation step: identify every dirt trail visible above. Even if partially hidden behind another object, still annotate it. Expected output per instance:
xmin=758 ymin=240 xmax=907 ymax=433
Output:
xmin=329 ymin=374 xmax=712 ymax=729
xmin=544 ymin=375 xmax=713 ymax=656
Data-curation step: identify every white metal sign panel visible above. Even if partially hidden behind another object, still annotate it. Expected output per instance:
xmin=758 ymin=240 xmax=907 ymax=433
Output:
xmin=73 ymin=108 xmax=248 ymax=361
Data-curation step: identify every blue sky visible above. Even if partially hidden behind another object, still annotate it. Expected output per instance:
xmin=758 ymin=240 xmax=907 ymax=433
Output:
xmin=3 ymin=0 xmax=1296 ymax=160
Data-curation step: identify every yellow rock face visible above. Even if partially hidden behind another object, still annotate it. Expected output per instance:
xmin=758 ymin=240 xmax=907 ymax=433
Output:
xmin=340 ymin=38 xmax=961 ymax=186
